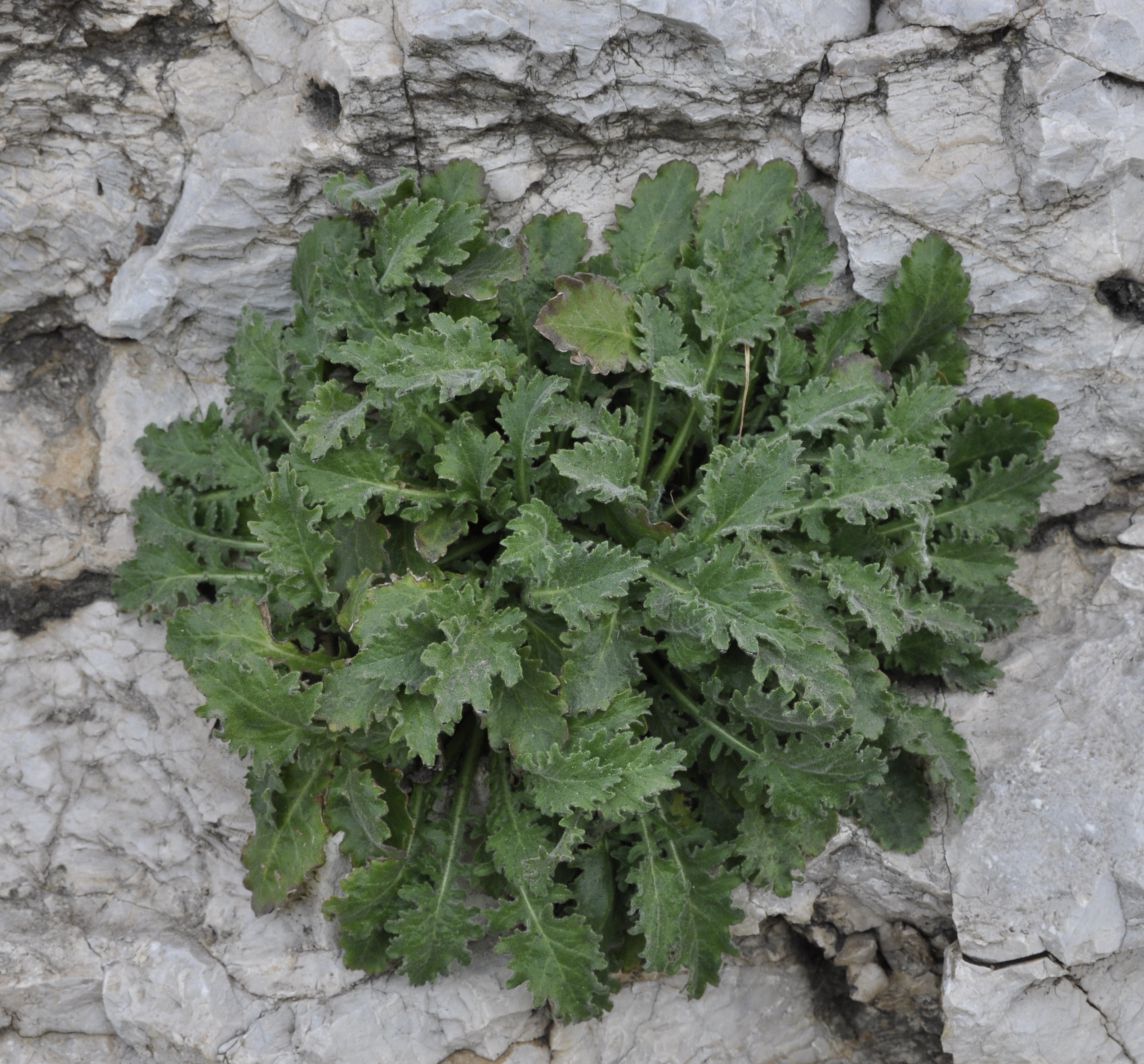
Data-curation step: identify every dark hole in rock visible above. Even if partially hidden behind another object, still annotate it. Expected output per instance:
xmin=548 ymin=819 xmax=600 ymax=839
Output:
xmin=305 ymin=80 xmax=342 ymax=130
xmin=0 ymin=572 xmax=115 ymax=637
xmin=1096 ymin=275 xmax=1144 ymax=324
xmin=0 ymin=315 xmax=108 ymax=410
xmin=1101 ymin=71 xmax=1144 ymax=91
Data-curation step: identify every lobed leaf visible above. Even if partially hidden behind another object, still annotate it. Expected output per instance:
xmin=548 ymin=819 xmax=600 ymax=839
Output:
xmin=535 ymin=273 xmax=642 ymax=375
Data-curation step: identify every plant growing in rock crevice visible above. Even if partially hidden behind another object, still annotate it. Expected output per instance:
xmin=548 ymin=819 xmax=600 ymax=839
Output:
xmin=117 ymin=159 xmax=1058 ymax=1020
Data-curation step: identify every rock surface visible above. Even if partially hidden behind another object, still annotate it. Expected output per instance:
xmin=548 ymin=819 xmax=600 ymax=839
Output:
xmin=3 ymin=1 xmax=1144 ymax=1062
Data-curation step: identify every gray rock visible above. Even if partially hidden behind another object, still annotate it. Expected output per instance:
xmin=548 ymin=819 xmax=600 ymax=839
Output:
xmin=943 ymin=947 xmax=1139 ymax=1063
xmin=941 ymin=531 xmax=1144 ymax=1058
xmin=550 ymin=934 xmax=845 ymax=1064
xmin=888 ymin=0 xmax=1036 ymax=32
xmin=945 ymin=533 xmax=1144 ymax=968
xmin=823 ymin=27 xmax=1144 ymax=514
xmin=102 ymin=936 xmax=261 ymax=1062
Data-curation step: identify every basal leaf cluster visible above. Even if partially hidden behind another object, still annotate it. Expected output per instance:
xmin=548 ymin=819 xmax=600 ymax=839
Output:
xmin=117 ymin=160 xmax=1058 ymax=1019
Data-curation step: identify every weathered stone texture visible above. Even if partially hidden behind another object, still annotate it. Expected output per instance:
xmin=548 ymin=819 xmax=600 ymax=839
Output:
xmin=3 ymin=0 xmax=1144 ymax=1061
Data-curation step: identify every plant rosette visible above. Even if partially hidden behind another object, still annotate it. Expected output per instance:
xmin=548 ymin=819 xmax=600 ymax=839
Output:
xmin=117 ymin=159 xmax=1058 ymax=1020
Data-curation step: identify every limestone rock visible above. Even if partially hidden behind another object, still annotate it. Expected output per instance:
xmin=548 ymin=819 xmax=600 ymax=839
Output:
xmin=944 ymin=532 xmax=1144 ymax=967
xmin=550 ymin=933 xmax=845 ymax=1064
xmin=942 ymin=948 xmax=1139 ymax=1064
xmin=887 ymin=0 xmax=1037 ymax=33
xmin=819 ymin=26 xmax=1144 ymax=513
xmin=102 ymin=937 xmax=261 ymax=1062
xmin=0 ymin=50 xmax=185 ymax=318
xmin=0 ymin=312 xmax=197 ymax=588
xmin=940 ymin=531 xmax=1144 ymax=1058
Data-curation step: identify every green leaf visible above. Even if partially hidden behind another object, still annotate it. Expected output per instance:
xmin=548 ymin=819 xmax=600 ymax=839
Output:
xmin=748 ymin=730 xmax=886 ymax=819
xmin=766 ymin=323 xmax=811 ymax=387
xmin=432 ymin=418 xmax=504 ymax=503
xmin=319 ymin=622 xmax=435 ymax=732
xmin=753 ymin=628 xmax=856 ymax=711
xmin=734 ymin=805 xmax=838 ymax=896
xmin=494 ymin=903 xmax=612 ymax=1021
xmin=871 ymin=235 xmax=971 ymax=381
xmin=388 ymin=875 xmax=483 ymax=983
xmin=899 ymin=591 xmax=986 ymax=644
xmin=698 ymin=435 xmax=806 ymax=537
xmin=812 ymin=301 xmax=876 ymax=374
xmin=552 ymin=437 xmax=643 ymax=504
xmin=227 ymin=311 xmax=290 ymax=418
xmin=293 ymin=217 xmax=365 ymax=309
xmin=192 ymin=656 xmax=321 ymax=768
xmin=534 ymin=273 xmax=641 ymax=374
xmin=250 ymin=468 xmax=337 ymax=610
xmin=324 ymin=171 xmax=412 ymax=212
xmin=326 ymin=780 xmax=427 ymax=969
xmin=167 ymin=597 xmax=326 ymax=673
xmin=883 ymin=369 xmax=959 ymax=446
xmin=385 ymin=730 xmax=483 ymax=983
xmin=341 ymin=314 xmax=520 ymax=401
xmin=974 ymin=393 xmax=1058 ymax=441
xmin=129 ymin=488 xmax=256 ymax=563
xmin=930 ymin=536 xmax=1017 ymax=591
xmin=644 ymin=541 xmax=789 ymax=655
xmin=444 ymin=240 xmax=523 ymax=300
xmin=501 ymin=212 xmax=590 ymax=354
xmin=413 ymin=509 xmax=471 ymax=563
xmin=697 ymin=160 xmax=797 ymax=250
xmin=421 ymin=160 xmax=487 ymax=206
xmin=605 ymin=161 xmax=699 ymax=292
xmin=639 ymin=294 xmax=712 ymax=404
xmin=389 ymin=692 xmax=459 ymax=764
xmin=501 ymin=500 xmax=648 ymax=628
xmin=822 ymin=437 xmax=953 ymax=524
xmin=780 ymin=195 xmax=835 ymax=296
xmin=852 ymin=755 xmax=932 ymax=853
xmin=325 ymin=857 xmax=409 ymax=971
xmin=296 ymin=380 xmax=372 ymax=460
xmin=628 ymin=817 xmax=739 ymax=996
xmin=818 ymin=556 xmax=905 ymax=651
xmin=291 ymin=440 xmax=448 ymax=520
xmin=486 ymin=651 xmax=569 ymax=759
xmin=523 ymin=742 xmax=621 ymax=816
xmin=581 ymin=730 xmax=685 ymax=820
xmin=486 ymin=756 xmax=559 ymax=888
xmin=139 ymin=405 xmax=268 ymax=497
xmin=296 ymin=218 xmax=406 ymax=339
xmin=326 ymin=756 xmax=392 ymax=863
xmin=842 ymin=648 xmax=894 ymax=740
xmin=415 ymin=201 xmax=486 ymax=287
xmin=943 ymin=410 xmax=1046 ymax=480
xmin=692 ymin=233 xmax=783 ymax=350
xmin=486 ymin=759 xmax=611 ymax=1020
xmin=373 ymin=197 xmax=444 ymax=290
xmin=957 ymin=581 xmax=1034 ymax=636
xmin=561 ymin=611 xmax=652 ymax=714
xmin=114 ymin=542 xmax=262 ymax=613
xmin=420 ymin=594 xmax=526 ymax=718
xmin=778 ymin=357 xmax=886 ymax=439
xmin=934 ymin=454 xmax=1058 ymax=544
xmin=243 ymin=747 xmax=333 ymax=912
xmin=497 ymin=370 xmax=570 ymax=467
xmin=635 ymin=293 xmax=688 ymax=365
xmin=885 ymin=701 xmax=977 ymax=817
